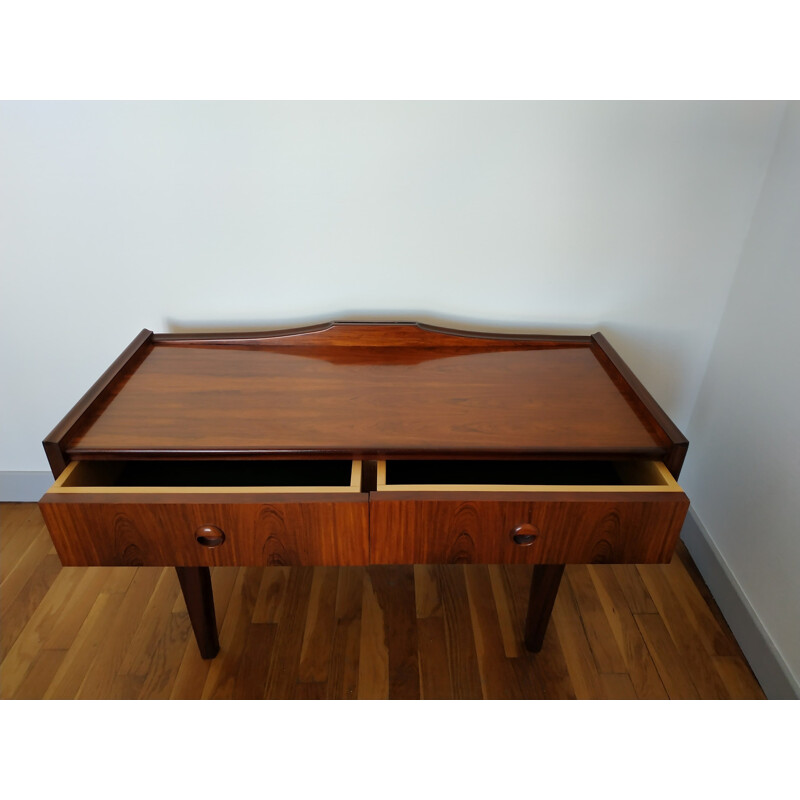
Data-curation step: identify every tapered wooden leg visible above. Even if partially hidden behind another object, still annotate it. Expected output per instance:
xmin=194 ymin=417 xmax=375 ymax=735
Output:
xmin=524 ymin=564 xmax=565 ymax=652
xmin=175 ymin=566 xmax=220 ymax=659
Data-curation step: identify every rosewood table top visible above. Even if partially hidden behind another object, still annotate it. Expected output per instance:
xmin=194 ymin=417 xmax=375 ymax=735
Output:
xmin=50 ymin=322 xmax=685 ymax=470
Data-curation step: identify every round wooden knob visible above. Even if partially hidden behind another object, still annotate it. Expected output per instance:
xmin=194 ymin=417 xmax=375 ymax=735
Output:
xmin=195 ymin=525 xmax=225 ymax=548
xmin=511 ymin=523 xmax=538 ymax=546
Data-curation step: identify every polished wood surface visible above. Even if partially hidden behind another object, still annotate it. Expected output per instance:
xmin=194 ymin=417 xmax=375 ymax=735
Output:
xmin=1 ymin=504 xmax=764 ymax=699
xmin=369 ymin=495 xmax=688 ymax=565
xmin=39 ymin=500 xmax=370 ymax=567
xmin=51 ymin=323 xmax=680 ymax=460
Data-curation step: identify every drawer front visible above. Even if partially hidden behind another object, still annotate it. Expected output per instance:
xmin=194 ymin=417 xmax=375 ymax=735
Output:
xmin=39 ymin=499 xmax=369 ymax=567
xmin=369 ymin=496 xmax=689 ymax=565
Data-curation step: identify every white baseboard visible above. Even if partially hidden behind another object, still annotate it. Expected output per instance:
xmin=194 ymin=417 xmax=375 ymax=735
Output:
xmin=681 ymin=508 xmax=799 ymax=699
xmin=0 ymin=471 xmax=53 ymax=502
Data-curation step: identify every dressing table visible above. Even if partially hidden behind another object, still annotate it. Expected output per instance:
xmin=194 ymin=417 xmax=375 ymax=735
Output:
xmin=39 ymin=322 xmax=689 ymax=661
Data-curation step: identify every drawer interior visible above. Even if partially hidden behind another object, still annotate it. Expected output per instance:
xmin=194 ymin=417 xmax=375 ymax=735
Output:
xmin=51 ymin=459 xmax=362 ymax=493
xmin=377 ymin=459 xmax=681 ymax=492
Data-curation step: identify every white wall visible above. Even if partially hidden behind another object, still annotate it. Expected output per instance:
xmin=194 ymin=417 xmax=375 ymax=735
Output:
xmin=0 ymin=101 xmax=784 ymax=477
xmin=680 ymin=102 xmax=800 ymax=693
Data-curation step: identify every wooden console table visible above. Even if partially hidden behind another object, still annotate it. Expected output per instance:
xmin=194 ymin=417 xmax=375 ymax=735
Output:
xmin=39 ymin=322 xmax=689 ymax=661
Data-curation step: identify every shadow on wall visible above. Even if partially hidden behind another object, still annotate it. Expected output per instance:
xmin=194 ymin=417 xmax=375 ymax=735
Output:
xmin=163 ymin=310 xmax=594 ymax=337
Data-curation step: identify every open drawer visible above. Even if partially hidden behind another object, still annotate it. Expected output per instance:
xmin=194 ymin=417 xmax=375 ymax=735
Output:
xmin=39 ymin=460 xmax=369 ymax=567
xmin=369 ymin=459 xmax=689 ymax=565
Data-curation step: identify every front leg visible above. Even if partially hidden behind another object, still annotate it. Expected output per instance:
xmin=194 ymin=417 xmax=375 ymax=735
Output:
xmin=524 ymin=564 xmax=565 ymax=652
xmin=176 ymin=567 xmax=220 ymax=659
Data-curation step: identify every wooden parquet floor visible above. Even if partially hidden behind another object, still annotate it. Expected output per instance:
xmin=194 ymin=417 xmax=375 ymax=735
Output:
xmin=0 ymin=502 xmax=765 ymax=699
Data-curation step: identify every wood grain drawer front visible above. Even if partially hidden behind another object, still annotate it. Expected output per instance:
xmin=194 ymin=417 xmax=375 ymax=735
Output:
xmin=370 ymin=460 xmax=689 ymax=565
xmin=39 ymin=460 xmax=368 ymax=567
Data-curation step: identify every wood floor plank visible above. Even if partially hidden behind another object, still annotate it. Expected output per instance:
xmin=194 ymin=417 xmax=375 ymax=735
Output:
xmin=465 ymin=565 xmax=525 ymax=699
xmin=45 ymin=567 xmax=137 ymax=699
xmin=202 ymin=567 xmax=266 ymax=699
xmin=356 ymin=568 xmax=390 ymax=699
xmin=662 ymin=556 xmax=739 ymax=657
xmin=117 ymin=569 xmax=179 ymax=677
xmin=108 ymin=568 xmax=186 ymax=699
xmin=0 ymin=505 xmax=46 ymax=566
xmin=170 ymin=567 xmax=240 ymax=699
xmin=75 ymin=567 xmax=163 ymax=699
xmin=98 ymin=567 xmax=139 ymax=596
xmin=414 ymin=564 xmax=442 ymax=619
xmin=713 ymin=656 xmax=767 ymax=700
xmin=0 ymin=504 xmax=31 ymax=552
xmin=435 ymin=565 xmax=483 ymax=700
xmin=637 ymin=564 xmax=730 ymax=699
xmin=105 ymin=580 xmax=187 ymax=698
xmin=417 ymin=615 xmax=453 ymax=699
xmin=263 ymin=566 xmax=315 ymax=699
xmin=252 ymin=567 xmax=291 ymax=624
xmin=1 ymin=552 xmax=62 ymax=660
xmin=230 ymin=623 xmax=277 ymax=700
xmin=487 ymin=565 xmax=520 ymax=658
xmin=368 ymin=566 xmax=420 ymax=700
xmin=136 ymin=604 xmax=194 ymax=700
xmin=1 ymin=567 xmax=110 ymax=697
xmin=43 ymin=591 xmax=127 ymax=699
xmin=567 ymin=565 xmax=627 ymax=675
xmin=326 ymin=615 xmax=361 ymax=700
xmin=298 ymin=567 xmax=340 ymax=683
xmin=293 ymin=681 xmax=327 ymax=699
xmin=502 ymin=564 xmax=573 ymax=699
xmin=527 ymin=624 xmax=573 ymax=699
xmin=600 ymin=673 xmax=638 ymax=700
xmin=336 ymin=566 xmax=364 ymax=621
xmin=551 ymin=575 xmax=603 ymax=699
xmin=1 ymin=521 xmax=54 ymax=604
xmin=588 ymin=565 xmax=668 ymax=699
xmin=324 ymin=567 xmax=363 ymax=699
xmin=0 ymin=529 xmax=46 ymax=585
xmin=635 ymin=613 xmax=699 ymax=699
xmin=0 ymin=503 xmax=38 ymax=529
xmin=44 ymin=568 xmax=116 ymax=650
xmin=675 ymin=541 xmax=741 ymax=639
xmin=611 ymin=564 xmax=658 ymax=614
xmin=170 ymin=572 xmax=269 ymax=699
xmin=10 ymin=649 xmax=66 ymax=700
